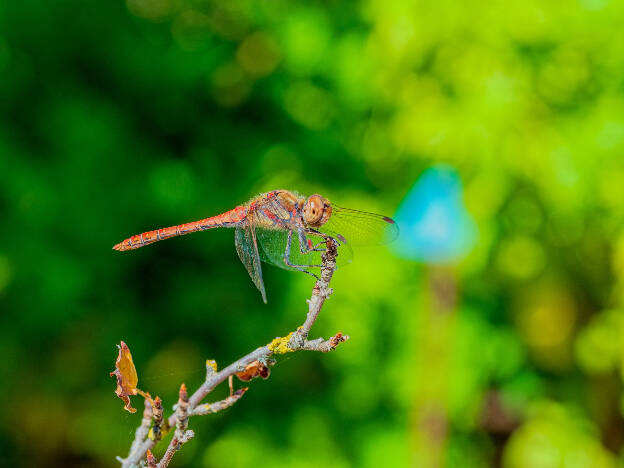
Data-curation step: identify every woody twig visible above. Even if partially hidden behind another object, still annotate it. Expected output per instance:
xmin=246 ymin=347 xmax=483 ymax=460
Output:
xmin=114 ymin=237 xmax=348 ymax=468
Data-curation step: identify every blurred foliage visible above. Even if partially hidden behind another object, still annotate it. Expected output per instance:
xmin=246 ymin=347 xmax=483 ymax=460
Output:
xmin=2 ymin=0 xmax=624 ymax=467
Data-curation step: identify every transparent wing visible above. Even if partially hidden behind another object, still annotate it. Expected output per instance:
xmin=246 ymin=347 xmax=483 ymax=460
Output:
xmin=235 ymin=225 xmax=267 ymax=303
xmin=318 ymin=205 xmax=399 ymax=246
xmin=256 ymin=228 xmax=352 ymax=272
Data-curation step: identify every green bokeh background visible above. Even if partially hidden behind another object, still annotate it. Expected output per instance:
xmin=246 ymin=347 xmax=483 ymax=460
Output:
xmin=2 ymin=0 xmax=624 ymax=467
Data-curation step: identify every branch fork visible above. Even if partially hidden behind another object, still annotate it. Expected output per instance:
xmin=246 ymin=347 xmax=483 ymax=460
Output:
xmin=115 ymin=237 xmax=347 ymax=467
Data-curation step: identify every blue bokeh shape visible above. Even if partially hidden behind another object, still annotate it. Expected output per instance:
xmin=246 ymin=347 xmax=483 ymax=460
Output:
xmin=392 ymin=165 xmax=477 ymax=264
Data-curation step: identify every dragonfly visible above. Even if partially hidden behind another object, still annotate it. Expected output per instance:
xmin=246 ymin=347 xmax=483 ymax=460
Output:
xmin=113 ymin=190 xmax=399 ymax=303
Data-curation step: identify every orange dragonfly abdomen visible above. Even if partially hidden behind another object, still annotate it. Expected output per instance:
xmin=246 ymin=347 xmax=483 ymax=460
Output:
xmin=113 ymin=205 xmax=248 ymax=251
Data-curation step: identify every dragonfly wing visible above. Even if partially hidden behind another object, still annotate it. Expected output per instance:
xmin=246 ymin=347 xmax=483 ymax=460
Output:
xmin=319 ymin=205 xmax=399 ymax=246
xmin=235 ymin=225 xmax=267 ymax=303
xmin=256 ymin=228 xmax=352 ymax=271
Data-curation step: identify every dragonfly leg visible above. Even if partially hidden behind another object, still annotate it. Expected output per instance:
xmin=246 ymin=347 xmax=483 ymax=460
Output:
xmin=284 ymin=230 xmax=321 ymax=278
xmin=310 ymin=239 xmax=329 ymax=251
xmin=297 ymin=229 xmax=336 ymax=254
xmin=305 ymin=229 xmax=346 ymax=251
xmin=297 ymin=229 xmax=324 ymax=254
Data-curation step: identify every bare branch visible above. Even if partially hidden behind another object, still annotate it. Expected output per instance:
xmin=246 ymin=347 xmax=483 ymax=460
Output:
xmin=191 ymin=388 xmax=248 ymax=416
xmin=118 ymin=235 xmax=347 ymax=468
xmin=175 ymin=383 xmax=189 ymax=434
xmin=155 ymin=384 xmax=191 ymax=468
xmin=149 ymin=397 xmax=167 ymax=443
xmin=157 ymin=430 xmax=195 ymax=468
xmin=299 ymin=332 xmax=349 ymax=352
xmin=128 ymin=399 xmax=152 ymax=458
xmin=297 ymin=237 xmax=338 ymax=339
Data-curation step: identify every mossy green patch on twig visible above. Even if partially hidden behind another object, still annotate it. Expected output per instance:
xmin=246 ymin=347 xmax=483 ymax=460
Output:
xmin=267 ymin=332 xmax=295 ymax=354
xmin=206 ymin=359 xmax=217 ymax=372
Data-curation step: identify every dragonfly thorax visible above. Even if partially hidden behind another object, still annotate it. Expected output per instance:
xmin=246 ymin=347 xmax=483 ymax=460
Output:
xmin=303 ymin=194 xmax=332 ymax=227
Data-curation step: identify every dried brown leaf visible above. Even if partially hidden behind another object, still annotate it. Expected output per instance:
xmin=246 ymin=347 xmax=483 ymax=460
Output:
xmin=110 ymin=341 xmax=140 ymax=413
xmin=236 ymin=359 xmax=273 ymax=382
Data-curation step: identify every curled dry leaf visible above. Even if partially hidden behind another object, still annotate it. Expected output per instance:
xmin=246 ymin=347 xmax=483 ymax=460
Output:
xmin=110 ymin=341 xmax=149 ymax=413
xmin=236 ymin=359 xmax=273 ymax=382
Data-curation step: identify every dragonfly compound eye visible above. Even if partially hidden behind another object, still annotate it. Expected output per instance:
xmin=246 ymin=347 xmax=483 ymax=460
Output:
xmin=304 ymin=194 xmax=332 ymax=226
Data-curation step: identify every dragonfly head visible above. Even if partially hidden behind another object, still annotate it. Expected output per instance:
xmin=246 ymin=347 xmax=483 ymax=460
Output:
xmin=303 ymin=194 xmax=332 ymax=227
